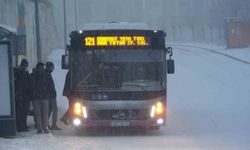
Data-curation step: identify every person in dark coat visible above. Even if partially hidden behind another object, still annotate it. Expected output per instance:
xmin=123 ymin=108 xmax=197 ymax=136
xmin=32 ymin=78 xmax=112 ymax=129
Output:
xmin=31 ymin=62 xmax=52 ymax=134
xmin=14 ymin=58 xmax=30 ymax=132
xmin=46 ymin=62 xmax=61 ymax=130
xmin=28 ymin=67 xmax=37 ymax=127
xmin=60 ymin=71 xmax=73 ymax=125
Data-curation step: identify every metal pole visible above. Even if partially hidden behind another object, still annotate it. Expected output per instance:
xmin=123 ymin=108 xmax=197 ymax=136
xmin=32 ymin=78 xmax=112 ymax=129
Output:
xmin=63 ymin=0 xmax=67 ymax=51
xmin=142 ymin=0 xmax=146 ymax=22
xmin=35 ymin=0 xmax=41 ymax=62
xmin=203 ymin=0 xmax=207 ymax=42
xmin=75 ymin=0 xmax=78 ymax=30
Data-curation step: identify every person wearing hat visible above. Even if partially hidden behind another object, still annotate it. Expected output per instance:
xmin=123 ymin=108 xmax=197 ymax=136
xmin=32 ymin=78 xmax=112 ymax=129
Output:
xmin=45 ymin=62 xmax=61 ymax=130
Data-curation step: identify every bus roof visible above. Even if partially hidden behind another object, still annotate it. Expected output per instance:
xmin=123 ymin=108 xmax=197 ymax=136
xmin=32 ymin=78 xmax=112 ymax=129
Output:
xmin=79 ymin=22 xmax=148 ymax=30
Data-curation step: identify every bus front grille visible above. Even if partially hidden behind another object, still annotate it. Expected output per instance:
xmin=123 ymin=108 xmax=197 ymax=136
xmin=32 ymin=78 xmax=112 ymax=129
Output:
xmin=88 ymin=109 xmax=150 ymax=120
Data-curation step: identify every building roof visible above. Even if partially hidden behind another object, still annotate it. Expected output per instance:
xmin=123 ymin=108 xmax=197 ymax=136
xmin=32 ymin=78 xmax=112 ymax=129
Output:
xmin=0 ymin=24 xmax=17 ymax=33
xmin=0 ymin=24 xmax=16 ymax=40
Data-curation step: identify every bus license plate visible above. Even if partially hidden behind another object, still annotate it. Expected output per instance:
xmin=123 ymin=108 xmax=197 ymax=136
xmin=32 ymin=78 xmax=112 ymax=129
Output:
xmin=110 ymin=121 xmax=130 ymax=127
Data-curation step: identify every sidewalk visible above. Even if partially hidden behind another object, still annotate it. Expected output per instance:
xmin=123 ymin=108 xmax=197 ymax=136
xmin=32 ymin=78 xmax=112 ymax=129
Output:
xmin=169 ymin=43 xmax=250 ymax=64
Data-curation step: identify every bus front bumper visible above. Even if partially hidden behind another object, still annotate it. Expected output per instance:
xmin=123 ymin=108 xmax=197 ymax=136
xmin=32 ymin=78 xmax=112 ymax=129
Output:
xmin=71 ymin=118 xmax=165 ymax=128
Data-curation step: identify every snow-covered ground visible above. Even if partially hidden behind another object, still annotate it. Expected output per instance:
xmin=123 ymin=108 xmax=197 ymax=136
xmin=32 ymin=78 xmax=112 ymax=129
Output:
xmin=0 ymin=44 xmax=250 ymax=150
xmin=169 ymin=43 xmax=250 ymax=64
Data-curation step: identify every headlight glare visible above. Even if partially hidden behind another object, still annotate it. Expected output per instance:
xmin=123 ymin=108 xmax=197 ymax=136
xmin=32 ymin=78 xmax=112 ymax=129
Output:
xmin=150 ymin=105 xmax=156 ymax=118
xmin=74 ymin=102 xmax=83 ymax=116
xmin=150 ymin=102 xmax=164 ymax=118
xmin=157 ymin=118 xmax=164 ymax=124
xmin=73 ymin=118 xmax=81 ymax=126
xmin=156 ymin=102 xmax=163 ymax=115
xmin=82 ymin=106 xmax=88 ymax=119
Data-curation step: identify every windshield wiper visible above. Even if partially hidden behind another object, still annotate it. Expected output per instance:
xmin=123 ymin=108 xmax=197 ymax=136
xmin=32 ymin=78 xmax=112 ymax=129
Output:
xmin=77 ymin=73 xmax=92 ymax=86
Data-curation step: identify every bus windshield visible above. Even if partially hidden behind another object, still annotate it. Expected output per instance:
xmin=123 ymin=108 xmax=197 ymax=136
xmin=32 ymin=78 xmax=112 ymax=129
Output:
xmin=71 ymin=49 xmax=166 ymax=92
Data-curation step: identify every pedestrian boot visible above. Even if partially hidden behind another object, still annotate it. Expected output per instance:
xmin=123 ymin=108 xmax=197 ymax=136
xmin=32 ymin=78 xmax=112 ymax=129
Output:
xmin=60 ymin=117 xmax=69 ymax=125
xmin=43 ymin=129 xmax=50 ymax=134
xmin=37 ymin=129 xmax=42 ymax=134
xmin=51 ymin=125 xmax=62 ymax=130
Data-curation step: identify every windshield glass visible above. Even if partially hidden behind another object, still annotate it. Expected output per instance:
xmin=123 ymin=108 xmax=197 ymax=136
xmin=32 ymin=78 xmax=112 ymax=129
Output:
xmin=71 ymin=49 xmax=166 ymax=92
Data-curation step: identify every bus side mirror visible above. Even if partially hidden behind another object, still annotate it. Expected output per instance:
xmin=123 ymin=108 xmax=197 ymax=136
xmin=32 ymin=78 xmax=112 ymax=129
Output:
xmin=165 ymin=46 xmax=174 ymax=74
xmin=61 ymin=54 xmax=69 ymax=69
xmin=165 ymin=47 xmax=173 ymax=59
xmin=167 ymin=59 xmax=175 ymax=74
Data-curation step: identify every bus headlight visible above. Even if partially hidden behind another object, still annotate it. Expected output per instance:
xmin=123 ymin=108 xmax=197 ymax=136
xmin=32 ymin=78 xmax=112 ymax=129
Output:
xmin=73 ymin=118 xmax=81 ymax=126
xmin=73 ymin=102 xmax=88 ymax=119
xmin=82 ymin=106 xmax=88 ymax=119
xmin=156 ymin=102 xmax=163 ymax=115
xmin=150 ymin=105 xmax=156 ymax=118
xmin=150 ymin=102 xmax=164 ymax=118
xmin=157 ymin=118 xmax=164 ymax=124
xmin=74 ymin=102 xmax=83 ymax=116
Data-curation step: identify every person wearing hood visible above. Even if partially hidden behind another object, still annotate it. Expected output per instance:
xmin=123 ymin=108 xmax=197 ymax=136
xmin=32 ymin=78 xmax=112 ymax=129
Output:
xmin=45 ymin=62 xmax=61 ymax=130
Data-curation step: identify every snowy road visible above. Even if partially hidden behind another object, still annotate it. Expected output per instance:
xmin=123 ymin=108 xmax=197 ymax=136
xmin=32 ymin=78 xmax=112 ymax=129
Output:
xmin=166 ymin=45 xmax=250 ymax=149
xmin=1 ymin=45 xmax=250 ymax=150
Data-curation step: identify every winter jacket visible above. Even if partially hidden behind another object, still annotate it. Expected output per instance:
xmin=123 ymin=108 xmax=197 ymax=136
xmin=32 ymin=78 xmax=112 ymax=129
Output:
xmin=30 ymin=69 xmax=52 ymax=100
xmin=47 ymin=72 xmax=57 ymax=99
xmin=28 ymin=72 xmax=36 ymax=101
xmin=63 ymin=71 xmax=71 ymax=97
xmin=13 ymin=67 xmax=30 ymax=101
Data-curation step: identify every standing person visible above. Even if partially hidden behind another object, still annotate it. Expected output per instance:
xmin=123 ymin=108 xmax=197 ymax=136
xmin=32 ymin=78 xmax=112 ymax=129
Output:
xmin=45 ymin=62 xmax=61 ymax=130
xmin=14 ymin=59 xmax=30 ymax=132
xmin=28 ymin=67 xmax=37 ymax=128
xmin=31 ymin=62 xmax=52 ymax=134
xmin=60 ymin=71 xmax=73 ymax=125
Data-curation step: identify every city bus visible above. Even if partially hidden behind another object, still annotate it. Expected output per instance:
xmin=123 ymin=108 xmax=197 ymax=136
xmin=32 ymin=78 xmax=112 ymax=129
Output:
xmin=61 ymin=23 xmax=174 ymax=130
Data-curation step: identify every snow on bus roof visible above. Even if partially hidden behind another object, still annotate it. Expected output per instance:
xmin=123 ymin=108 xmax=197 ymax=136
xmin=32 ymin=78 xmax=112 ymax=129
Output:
xmin=79 ymin=22 xmax=148 ymax=30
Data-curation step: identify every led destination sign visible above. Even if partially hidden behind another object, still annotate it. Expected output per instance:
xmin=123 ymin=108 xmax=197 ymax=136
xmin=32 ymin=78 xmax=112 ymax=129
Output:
xmin=84 ymin=36 xmax=149 ymax=47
